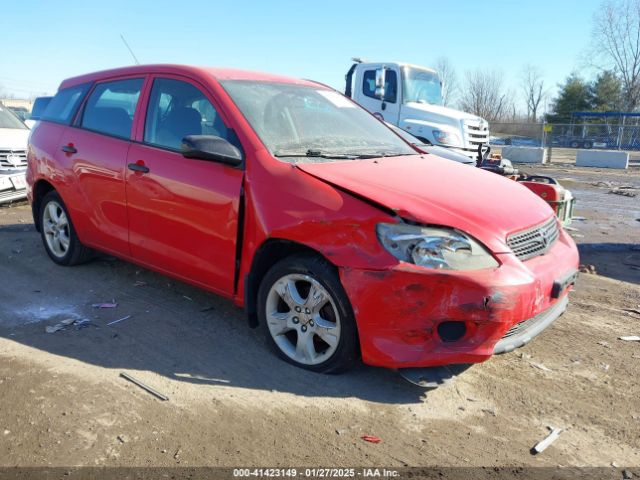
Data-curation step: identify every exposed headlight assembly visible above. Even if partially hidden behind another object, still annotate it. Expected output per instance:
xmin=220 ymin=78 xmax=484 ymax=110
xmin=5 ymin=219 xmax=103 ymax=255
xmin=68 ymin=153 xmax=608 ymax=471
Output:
xmin=376 ymin=223 xmax=498 ymax=270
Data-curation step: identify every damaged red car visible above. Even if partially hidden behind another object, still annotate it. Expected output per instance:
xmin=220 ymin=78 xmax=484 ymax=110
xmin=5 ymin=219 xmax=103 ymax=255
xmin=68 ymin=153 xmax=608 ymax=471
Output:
xmin=27 ymin=65 xmax=579 ymax=380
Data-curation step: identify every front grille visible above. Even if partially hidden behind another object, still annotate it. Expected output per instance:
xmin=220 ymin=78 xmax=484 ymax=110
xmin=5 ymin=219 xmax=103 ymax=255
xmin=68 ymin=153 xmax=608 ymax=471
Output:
xmin=502 ymin=314 xmax=541 ymax=339
xmin=507 ymin=216 xmax=559 ymax=261
xmin=463 ymin=119 xmax=490 ymax=148
xmin=0 ymin=149 xmax=28 ymax=169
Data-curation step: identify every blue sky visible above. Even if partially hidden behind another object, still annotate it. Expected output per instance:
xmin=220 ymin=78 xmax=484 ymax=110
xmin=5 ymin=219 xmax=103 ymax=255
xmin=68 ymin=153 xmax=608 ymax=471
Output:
xmin=2 ymin=0 xmax=601 ymax=112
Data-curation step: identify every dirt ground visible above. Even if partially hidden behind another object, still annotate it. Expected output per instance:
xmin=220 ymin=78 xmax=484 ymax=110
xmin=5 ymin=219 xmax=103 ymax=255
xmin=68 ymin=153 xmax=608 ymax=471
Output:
xmin=0 ymin=159 xmax=639 ymax=472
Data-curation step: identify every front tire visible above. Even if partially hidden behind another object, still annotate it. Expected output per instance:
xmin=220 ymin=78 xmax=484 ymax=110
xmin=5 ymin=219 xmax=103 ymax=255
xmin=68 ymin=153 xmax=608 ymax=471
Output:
xmin=39 ymin=191 xmax=93 ymax=266
xmin=257 ymin=254 xmax=359 ymax=373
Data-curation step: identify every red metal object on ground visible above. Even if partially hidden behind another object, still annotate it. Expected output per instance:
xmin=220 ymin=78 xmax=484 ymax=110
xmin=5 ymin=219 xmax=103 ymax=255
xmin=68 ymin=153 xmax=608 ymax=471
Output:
xmin=26 ymin=65 xmax=579 ymax=372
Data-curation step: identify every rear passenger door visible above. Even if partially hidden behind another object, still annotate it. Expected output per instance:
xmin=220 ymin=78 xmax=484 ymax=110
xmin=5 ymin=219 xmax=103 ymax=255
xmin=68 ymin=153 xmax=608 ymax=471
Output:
xmin=57 ymin=77 xmax=145 ymax=256
xmin=125 ymin=76 xmax=243 ymax=295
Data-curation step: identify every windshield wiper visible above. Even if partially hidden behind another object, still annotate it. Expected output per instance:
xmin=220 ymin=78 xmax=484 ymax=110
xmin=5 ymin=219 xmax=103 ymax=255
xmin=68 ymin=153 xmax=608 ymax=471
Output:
xmin=275 ymin=149 xmax=359 ymax=159
xmin=275 ymin=149 xmax=415 ymax=160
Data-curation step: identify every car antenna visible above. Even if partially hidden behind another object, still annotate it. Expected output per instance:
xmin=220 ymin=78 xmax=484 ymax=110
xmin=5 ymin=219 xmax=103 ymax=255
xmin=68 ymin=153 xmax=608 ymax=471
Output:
xmin=120 ymin=34 xmax=140 ymax=65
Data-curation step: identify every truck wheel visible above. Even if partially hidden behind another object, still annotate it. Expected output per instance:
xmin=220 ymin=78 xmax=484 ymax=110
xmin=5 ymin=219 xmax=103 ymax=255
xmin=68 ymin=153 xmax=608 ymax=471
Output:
xmin=257 ymin=254 xmax=359 ymax=373
xmin=569 ymin=140 xmax=580 ymax=148
xmin=39 ymin=191 xmax=93 ymax=266
xmin=583 ymin=141 xmax=593 ymax=149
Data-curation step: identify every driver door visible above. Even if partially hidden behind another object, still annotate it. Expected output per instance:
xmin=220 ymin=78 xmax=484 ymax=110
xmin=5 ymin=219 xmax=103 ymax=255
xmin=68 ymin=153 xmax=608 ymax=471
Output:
xmin=125 ymin=76 xmax=243 ymax=295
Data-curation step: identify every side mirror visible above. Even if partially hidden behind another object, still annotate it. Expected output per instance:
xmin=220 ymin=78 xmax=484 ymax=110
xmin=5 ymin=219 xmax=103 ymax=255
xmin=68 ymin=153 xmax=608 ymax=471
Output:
xmin=181 ymin=135 xmax=243 ymax=167
xmin=374 ymin=67 xmax=386 ymax=100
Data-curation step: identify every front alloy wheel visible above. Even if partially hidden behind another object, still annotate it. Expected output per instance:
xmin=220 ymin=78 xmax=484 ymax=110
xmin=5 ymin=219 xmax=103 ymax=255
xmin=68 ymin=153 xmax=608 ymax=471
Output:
xmin=258 ymin=254 xmax=358 ymax=373
xmin=266 ymin=273 xmax=341 ymax=366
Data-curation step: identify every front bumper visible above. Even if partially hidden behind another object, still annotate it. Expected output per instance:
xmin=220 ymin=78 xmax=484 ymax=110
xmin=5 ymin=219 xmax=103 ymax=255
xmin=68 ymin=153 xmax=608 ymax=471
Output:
xmin=0 ymin=171 xmax=27 ymax=204
xmin=339 ymin=230 xmax=579 ymax=368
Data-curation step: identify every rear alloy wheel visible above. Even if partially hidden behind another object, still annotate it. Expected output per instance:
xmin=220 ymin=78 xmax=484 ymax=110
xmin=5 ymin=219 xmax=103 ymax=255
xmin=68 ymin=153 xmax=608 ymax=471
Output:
xmin=258 ymin=255 xmax=358 ymax=373
xmin=39 ymin=191 xmax=93 ymax=266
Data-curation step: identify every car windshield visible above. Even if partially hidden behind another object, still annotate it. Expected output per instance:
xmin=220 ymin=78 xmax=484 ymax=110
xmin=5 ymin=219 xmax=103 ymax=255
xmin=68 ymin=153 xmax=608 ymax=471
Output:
xmin=402 ymin=67 xmax=443 ymax=106
xmin=0 ymin=106 xmax=27 ymax=130
xmin=220 ymin=80 xmax=415 ymax=162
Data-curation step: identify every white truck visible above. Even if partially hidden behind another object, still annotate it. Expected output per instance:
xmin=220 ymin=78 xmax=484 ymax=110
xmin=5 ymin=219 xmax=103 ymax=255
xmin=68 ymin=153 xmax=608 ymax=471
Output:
xmin=345 ymin=59 xmax=490 ymax=161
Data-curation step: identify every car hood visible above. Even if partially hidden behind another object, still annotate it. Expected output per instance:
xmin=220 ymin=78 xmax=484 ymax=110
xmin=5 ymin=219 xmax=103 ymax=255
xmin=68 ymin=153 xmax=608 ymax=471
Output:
xmin=296 ymin=154 xmax=554 ymax=253
xmin=0 ymin=128 xmax=29 ymax=150
xmin=403 ymin=102 xmax=485 ymax=126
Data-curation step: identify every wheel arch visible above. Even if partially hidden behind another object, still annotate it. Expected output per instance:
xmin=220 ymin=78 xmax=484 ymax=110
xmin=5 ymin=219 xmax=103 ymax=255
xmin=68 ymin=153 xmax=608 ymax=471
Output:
xmin=244 ymin=238 xmax=336 ymax=327
xmin=31 ymin=179 xmax=57 ymax=232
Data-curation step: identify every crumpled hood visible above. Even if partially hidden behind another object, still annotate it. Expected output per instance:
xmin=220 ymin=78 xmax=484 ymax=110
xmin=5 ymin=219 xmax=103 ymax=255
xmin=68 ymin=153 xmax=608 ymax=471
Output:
xmin=0 ymin=128 xmax=29 ymax=150
xmin=296 ymin=154 xmax=554 ymax=253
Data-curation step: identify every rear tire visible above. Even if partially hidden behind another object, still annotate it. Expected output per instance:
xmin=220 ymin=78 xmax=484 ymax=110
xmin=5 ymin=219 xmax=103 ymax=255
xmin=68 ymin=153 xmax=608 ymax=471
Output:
xmin=39 ymin=191 xmax=93 ymax=266
xmin=257 ymin=254 xmax=359 ymax=374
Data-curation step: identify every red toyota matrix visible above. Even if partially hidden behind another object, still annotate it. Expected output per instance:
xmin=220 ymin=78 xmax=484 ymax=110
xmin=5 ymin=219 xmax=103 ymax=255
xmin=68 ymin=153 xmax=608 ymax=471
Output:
xmin=27 ymin=65 xmax=579 ymax=381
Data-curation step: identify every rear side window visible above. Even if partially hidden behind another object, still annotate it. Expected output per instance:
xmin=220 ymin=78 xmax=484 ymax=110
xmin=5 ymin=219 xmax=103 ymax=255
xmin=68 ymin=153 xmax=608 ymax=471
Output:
xmin=41 ymin=83 xmax=91 ymax=124
xmin=362 ymin=69 xmax=398 ymax=103
xmin=81 ymin=78 xmax=144 ymax=139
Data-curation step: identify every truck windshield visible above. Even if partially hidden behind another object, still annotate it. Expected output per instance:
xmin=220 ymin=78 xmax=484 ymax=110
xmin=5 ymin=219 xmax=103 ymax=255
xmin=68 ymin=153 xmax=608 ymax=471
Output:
xmin=402 ymin=67 xmax=443 ymax=106
xmin=0 ymin=106 xmax=27 ymax=130
xmin=220 ymin=80 xmax=415 ymax=162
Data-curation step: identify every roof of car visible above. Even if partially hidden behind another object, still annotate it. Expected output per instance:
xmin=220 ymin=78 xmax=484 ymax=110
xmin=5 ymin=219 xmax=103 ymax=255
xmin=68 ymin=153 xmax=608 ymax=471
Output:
xmin=58 ymin=64 xmax=320 ymax=90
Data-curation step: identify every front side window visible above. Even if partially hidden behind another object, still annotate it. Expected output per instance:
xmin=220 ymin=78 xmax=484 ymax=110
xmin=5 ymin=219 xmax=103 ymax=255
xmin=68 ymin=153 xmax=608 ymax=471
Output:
xmin=362 ymin=69 xmax=398 ymax=103
xmin=144 ymin=78 xmax=229 ymax=151
xmin=81 ymin=78 xmax=143 ymax=139
xmin=41 ymin=83 xmax=91 ymax=125
xmin=220 ymin=81 xmax=414 ymax=162
xmin=402 ymin=67 xmax=443 ymax=106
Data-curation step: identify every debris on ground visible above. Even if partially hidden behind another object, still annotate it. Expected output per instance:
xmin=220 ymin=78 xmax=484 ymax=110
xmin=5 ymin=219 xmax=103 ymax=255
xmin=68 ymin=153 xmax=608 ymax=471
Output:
xmin=608 ymin=188 xmax=637 ymax=197
xmin=120 ymin=372 xmax=169 ymax=401
xmin=106 ymin=315 xmax=132 ymax=326
xmin=183 ymin=295 xmax=193 ymax=301
xmin=579 ymin=264 xmax=597 ymax=274
xmin=572 ymin=216 xmax=587 ymax=221
xmin=133 ymin=281 xmax=146 ymax=287
xmin=564 ymin=226 xmax=579 ymax=232
xmin=619 ymin=336 xmax=640 ymax=342
xmin=621 ymin=308 xmax=640 ymax=316
xmin=92 ymin=300 xmax=118 ymax=309
xmin=532 ymin=427 xmax=563 ymax=454
xmin=481 ymin=408 xmax=497 ymax=416
xmin=117 ymin=435 xmax=127 ymax=444
xmin=361 ymin=435 xmax=382 ymax=444
xmin=597 ymin=341 xmax=611 ymax=348
xmin=623 ymin=469 xmax=633 ymax=480
xmin=45 ymin=318 xmax=93 ymax=333
xmin=530 ymin=362 xmax=553 ymax=372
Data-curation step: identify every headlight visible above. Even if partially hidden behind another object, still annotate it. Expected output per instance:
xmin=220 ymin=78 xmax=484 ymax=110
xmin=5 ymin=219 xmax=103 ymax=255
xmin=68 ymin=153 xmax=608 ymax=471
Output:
xmin=432 ymin=129 xmax=462 ymax=147
xmin=376 ymin=223 xmax=498 ymax=270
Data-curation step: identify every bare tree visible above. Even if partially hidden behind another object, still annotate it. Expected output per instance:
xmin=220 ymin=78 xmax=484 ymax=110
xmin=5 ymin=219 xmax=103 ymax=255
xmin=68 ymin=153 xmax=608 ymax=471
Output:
xmin=521 ymin=64 xmax=545 ymax=122
xmin=592 ymin=0 xmax=640 ymax=110
xmin=458 ymin=68 xmax=508 ymax=121
xmin=435 ymin=56 xmax=458 ymax=107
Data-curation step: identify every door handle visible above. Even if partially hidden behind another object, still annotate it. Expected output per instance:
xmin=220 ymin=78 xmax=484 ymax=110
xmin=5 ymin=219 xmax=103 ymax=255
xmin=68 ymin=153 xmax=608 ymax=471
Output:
xmin=61 ymin=145 xmax=77 ymax=154
xmin=128 ymin=162 xmax=150 ymax=173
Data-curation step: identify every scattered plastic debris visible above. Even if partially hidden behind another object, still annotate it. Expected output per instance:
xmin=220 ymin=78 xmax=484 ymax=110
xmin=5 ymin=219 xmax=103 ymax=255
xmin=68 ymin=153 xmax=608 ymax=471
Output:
xmin=106 ymin=315 xmax=132 ymax=326
xmin=579 ymin=264 xmax=597 ymax=274
xmin=609 ymin=189 xmax=637 ymax=197
xmin=530 ymin=362 xmax=553 ymax=372
xmin=92 ymin=300 xmax=118 ymax=309
xmin=619 ymin=336 xmax=640 ymax=342
xmin=361 ymin=435 xmax=382 ymax=444
xmin=120 ymin=372 xmax=169 ymax=401
xmin=45 ymin=318 xmax=92 ymax=333
xmin=532 ymin=427 xmax=563 ymax=454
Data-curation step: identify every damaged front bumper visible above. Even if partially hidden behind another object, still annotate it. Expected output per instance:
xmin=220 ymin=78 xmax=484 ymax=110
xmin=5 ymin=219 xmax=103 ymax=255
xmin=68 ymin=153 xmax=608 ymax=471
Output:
xmin=339 ymin=232 xmax=579 ymax=369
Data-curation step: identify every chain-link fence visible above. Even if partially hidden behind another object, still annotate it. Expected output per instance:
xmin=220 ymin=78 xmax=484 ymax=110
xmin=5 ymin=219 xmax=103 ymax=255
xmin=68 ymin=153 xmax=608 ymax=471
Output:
xmin=490 ymin=122 xmax=640 ymax=151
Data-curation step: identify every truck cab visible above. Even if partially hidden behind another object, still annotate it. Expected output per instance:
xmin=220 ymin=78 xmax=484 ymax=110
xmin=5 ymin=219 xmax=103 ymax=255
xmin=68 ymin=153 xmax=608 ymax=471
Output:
xmin=345 ymin=60 xmax=490 ymax=160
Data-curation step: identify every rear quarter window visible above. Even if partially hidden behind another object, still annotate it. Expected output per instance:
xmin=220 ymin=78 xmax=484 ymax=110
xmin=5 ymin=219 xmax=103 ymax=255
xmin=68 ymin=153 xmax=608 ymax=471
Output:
xmin=41 ymin=83 xmax=91 ymax=125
